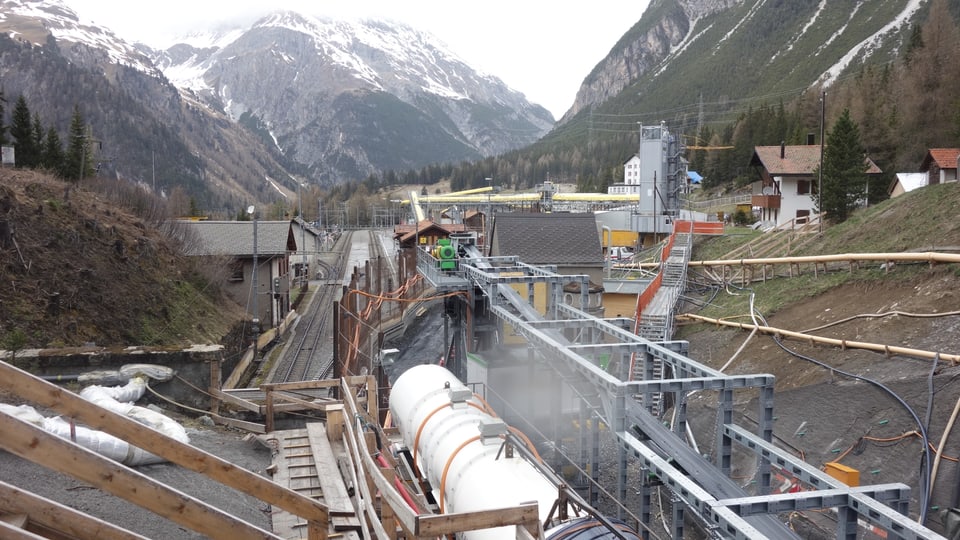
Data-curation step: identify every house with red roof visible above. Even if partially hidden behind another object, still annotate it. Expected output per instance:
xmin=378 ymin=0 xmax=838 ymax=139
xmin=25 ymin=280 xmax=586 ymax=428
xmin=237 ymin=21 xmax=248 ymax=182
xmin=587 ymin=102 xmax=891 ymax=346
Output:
xmin=750 ymin=144 xmax=882 ymax=227
xmin=920 ymin=148 xmax=959 ymax=185
xmin=887 ymin=148 xmax=958 ymax=197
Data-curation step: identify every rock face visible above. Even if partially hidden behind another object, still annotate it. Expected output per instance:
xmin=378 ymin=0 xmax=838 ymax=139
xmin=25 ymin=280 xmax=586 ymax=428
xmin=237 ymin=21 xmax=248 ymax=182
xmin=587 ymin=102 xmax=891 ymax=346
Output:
xmin=151 ymin=12 xmax=555 ymax=184
xmin=564 ymin=0 xmax=742 ymax=122
xmin=561 ymin=0 xmax=922 ymax=124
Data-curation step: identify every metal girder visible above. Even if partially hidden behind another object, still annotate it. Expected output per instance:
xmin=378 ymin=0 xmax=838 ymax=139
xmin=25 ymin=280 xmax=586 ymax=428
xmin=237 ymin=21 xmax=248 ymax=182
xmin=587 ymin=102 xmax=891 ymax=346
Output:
xmin=490 ymin=305 xmax=621 ymax=392
xmin=432 ymin=247 xmax=941 ymax=540
xmin=724 ymin=425 xmax=944 ymax=539
xmin=618 ymin=431 xmax=794 ymax=540
xmin=715 ymin=485 xmax=911 ymax=515
xmin=624 ymin=375 xmax=775 ymax=394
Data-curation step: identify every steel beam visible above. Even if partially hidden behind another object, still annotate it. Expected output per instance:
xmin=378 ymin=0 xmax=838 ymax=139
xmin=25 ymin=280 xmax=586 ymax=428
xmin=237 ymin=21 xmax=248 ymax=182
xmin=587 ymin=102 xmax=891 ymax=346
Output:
xmin=724 ymin=424 xmax=943 ymax=539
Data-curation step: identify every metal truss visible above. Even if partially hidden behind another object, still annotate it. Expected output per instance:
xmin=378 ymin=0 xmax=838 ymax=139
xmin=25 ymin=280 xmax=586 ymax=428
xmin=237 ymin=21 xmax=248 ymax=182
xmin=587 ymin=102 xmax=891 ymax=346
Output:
xmin=416 ymin=250 xmax=945 ymax=539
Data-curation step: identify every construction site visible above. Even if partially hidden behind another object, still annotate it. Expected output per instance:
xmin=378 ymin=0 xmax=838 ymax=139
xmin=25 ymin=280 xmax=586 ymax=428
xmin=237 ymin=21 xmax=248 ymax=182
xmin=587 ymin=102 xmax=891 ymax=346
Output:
xmin=2 ymin=125 xmax=960 ymax=539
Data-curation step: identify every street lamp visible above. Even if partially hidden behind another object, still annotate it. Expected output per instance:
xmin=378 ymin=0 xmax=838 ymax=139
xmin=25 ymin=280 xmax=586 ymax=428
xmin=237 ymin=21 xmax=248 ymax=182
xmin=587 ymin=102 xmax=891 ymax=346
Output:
xmin=485 ymin=177 xmax=493 ymax=252
xmin=247 ymin=205 xmax=260 ymax=339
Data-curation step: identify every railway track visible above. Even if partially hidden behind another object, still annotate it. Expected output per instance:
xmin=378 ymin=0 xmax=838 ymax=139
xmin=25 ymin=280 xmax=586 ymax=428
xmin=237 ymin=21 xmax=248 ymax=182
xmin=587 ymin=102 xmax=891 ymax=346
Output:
xmin=269 ymin=230 xmax=352 ymax=384
xmin=270 ymin=229 xmax=391 ymax=384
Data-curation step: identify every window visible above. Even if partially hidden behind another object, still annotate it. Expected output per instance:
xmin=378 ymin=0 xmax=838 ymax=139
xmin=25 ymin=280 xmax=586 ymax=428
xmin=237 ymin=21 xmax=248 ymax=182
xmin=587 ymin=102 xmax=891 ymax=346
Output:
xmin=797 ymin=180 xmax=810 ymax=195
xmin=229 ymin=261 xmax=244 ymax=282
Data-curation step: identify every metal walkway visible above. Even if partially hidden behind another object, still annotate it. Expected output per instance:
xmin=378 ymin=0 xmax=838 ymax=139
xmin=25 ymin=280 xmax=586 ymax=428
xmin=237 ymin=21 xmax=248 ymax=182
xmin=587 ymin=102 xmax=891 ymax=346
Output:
xmin=414 ymin=234 xmax=943 ymax=539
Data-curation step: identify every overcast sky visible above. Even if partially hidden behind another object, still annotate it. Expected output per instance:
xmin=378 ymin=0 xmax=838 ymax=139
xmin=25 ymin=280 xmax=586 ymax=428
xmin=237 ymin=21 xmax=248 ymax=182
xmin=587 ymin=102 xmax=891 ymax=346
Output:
xmin=63 ymin=1 xmax=651 ymax=119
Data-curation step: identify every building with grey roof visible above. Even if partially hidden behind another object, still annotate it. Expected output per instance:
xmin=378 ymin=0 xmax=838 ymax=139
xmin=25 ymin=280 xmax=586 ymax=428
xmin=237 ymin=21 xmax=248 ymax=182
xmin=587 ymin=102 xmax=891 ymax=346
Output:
xmin=177 ymin=220 xmax=296 ymax=329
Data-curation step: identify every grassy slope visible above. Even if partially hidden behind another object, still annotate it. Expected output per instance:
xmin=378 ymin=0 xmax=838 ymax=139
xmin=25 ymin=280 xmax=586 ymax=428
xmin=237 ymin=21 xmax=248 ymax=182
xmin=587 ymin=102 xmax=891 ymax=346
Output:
xmin=687 ymin=184 xmax=960 ymax=321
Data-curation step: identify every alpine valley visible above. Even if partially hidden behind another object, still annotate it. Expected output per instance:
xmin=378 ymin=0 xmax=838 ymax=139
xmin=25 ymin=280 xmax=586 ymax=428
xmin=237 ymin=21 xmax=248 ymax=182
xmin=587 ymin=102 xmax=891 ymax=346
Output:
xmin=0 ymin=0 xmax=955 ymax=214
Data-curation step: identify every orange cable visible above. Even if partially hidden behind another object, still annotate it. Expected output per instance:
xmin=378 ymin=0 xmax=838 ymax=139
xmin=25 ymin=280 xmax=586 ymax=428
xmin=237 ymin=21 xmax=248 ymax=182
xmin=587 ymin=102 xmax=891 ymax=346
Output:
xmin=439 ymin=435 xmax=483 ymax=513
xmin=413 ymin=402 xmax=451 ymax=465
xmin=509 ymin=426 xmax=543 ymax=463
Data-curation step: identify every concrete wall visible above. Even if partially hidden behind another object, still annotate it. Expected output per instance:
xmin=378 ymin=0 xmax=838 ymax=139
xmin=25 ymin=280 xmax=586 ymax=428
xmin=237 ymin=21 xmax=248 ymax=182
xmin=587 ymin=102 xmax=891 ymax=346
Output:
xmin=3 ymin=345 xmax=225 ymax=409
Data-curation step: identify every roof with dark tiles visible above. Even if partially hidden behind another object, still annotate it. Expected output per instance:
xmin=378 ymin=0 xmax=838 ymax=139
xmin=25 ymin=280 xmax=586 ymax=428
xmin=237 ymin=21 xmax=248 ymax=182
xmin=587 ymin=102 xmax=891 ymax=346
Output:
xmin=490 ymin=213 xmax=602 ymax=266
xmin=177 ymin=221 xmax=295 ymax=256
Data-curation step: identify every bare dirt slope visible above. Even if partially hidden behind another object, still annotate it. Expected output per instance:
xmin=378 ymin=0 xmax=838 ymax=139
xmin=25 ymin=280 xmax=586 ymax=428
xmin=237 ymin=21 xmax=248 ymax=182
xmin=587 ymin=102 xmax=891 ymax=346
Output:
xmin=0 ymin=169 xmax=246 ymax=349
xmin=677 ymin=185 xmax=960 ymax=535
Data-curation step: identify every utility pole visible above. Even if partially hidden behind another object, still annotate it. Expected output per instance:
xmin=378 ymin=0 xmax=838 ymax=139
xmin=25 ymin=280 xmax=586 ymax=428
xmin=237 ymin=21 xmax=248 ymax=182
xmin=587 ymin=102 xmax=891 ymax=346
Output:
xmin=247 ymin=205 xmax=260 ymax=350
xmin=818 ymin=91 xmax=826 ymax=234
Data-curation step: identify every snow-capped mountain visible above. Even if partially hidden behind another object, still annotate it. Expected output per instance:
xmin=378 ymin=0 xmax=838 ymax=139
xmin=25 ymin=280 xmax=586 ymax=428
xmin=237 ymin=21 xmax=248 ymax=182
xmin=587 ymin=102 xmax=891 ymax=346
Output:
xmin=0 ymin=0 xmax=553 ymax=203
xmin=0 ymin=1 xmax=146 ymax=68
xmin=147 ymin=11 xmax=554 ymax=183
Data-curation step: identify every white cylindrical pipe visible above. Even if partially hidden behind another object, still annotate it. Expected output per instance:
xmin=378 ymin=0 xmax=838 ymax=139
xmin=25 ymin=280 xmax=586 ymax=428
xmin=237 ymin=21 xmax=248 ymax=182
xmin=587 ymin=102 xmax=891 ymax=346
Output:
xmin=389 ymin=364 xmax=558 ymax=540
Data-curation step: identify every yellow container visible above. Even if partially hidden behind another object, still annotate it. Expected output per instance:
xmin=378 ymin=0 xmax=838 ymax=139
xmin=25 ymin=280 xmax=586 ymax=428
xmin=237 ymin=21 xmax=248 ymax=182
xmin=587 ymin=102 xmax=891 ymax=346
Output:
xmin=824 ymin=462 xmax=860 ymax=486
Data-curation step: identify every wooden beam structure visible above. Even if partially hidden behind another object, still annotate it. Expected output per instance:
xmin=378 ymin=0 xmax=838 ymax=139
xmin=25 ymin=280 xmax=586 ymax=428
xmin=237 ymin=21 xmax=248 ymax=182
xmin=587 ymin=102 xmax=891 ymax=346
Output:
xmin=0 ymin=479 xmax=148 ymax=540
xmin=0 ymin=411 xmax=279 ymax=539
xmin=0 ymin=360 xmax=330 ymax=540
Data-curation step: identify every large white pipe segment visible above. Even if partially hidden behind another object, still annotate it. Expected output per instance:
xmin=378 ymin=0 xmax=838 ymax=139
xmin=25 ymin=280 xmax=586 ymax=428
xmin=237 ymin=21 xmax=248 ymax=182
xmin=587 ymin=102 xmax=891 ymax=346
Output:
xmin=389 ymin=363 xmax=558 ymax=540
xmin=389 ymin=364 xmax=642 ymax=540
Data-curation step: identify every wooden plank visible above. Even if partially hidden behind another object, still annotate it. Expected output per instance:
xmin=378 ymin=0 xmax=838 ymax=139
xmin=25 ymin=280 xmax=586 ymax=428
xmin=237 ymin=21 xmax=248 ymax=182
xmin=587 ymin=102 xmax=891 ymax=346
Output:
xmin=208 ymin=412 xmax=265 ymax=433
xmin=212 ymin=388 xmax=263 ymax=413
xmin=415 ymin=503 xmax=540 ymax=536
xmin=0 ymin=360 xmax=329 ymax=529
xmin=0 ymin=520 xmax=46 ymax=540
xmin=338 ymin=379 xmax=418 ymax=534
xmin=0 ymin=480 xmax=148 ymax=540
xmin=0 ymin=513 xmax=27 ymax=528
xmin=305 ymin=423 xmax=356 ymax=515
xmin=0 ymin=411 xmax=280 ymax=540
xmin=269 ymin=429 xmax=313 ymax=538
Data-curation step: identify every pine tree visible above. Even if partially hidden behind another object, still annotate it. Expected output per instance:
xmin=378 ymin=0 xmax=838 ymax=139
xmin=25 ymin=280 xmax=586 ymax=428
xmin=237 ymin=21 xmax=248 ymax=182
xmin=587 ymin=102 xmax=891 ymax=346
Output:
xmin=63 ymin=105 xmax=94 ymax=181
xmin=814 ymin=109 xmax=868 ymax=223
xmin=31 ymin=113 xmax=43 ymax=164
xmin=40 ymin=127 xmax=64 ymax=172
xmin=10 ymin=95 xmax=38 ymax=168
xmin=0 ymin=90 xmax=7 ymax=146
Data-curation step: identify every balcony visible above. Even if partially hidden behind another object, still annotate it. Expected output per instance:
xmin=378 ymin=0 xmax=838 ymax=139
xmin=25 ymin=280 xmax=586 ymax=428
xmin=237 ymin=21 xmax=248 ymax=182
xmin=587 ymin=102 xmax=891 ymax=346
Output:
xmin=751 ymin=194 xmax=781 ymax=209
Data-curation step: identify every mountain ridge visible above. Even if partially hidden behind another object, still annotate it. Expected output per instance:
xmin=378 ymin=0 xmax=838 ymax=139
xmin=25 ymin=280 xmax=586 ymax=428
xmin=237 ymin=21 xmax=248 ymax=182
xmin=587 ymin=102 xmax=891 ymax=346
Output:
xmin=0 ymin=0 xmax=554 ymax=209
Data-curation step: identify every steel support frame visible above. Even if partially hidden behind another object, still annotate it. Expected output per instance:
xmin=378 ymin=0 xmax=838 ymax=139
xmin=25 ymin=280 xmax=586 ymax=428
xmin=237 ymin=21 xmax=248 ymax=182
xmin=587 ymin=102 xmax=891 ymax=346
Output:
xmin=445 ymin=255 xmax=942 ymax=539
xmin=494 ymin=302 xmax=793 ymax=537
xmin=723 ymin=424 xmax=940 ymax=539
xmin=618 ymin=431 xmax=774 ymax=540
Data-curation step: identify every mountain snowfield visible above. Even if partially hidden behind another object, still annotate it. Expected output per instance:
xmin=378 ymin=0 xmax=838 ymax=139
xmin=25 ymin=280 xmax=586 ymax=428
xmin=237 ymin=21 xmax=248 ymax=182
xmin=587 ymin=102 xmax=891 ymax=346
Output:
xmin=155 ymin=11 xmax=520 ymax=117
xmin=0 ymin=0 xmax=157 ymax=73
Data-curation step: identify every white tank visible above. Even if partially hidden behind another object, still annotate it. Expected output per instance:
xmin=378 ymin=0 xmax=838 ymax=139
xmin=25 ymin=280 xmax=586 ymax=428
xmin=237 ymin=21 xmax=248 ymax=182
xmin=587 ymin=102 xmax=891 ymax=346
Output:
xmin=389 ymin=364 xmax=559 ymax=540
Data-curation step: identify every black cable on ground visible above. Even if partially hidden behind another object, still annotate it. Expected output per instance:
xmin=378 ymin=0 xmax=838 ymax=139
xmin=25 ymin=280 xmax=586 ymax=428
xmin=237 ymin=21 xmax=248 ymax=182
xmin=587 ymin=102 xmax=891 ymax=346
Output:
xmin=733 ymin=284 xmax=934 ymax=525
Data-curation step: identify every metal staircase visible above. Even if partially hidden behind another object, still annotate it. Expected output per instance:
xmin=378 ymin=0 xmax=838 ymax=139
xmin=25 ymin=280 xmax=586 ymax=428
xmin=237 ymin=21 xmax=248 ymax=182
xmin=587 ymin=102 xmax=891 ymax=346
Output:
xmin=633 ymin=231 xmax=692 ymax=416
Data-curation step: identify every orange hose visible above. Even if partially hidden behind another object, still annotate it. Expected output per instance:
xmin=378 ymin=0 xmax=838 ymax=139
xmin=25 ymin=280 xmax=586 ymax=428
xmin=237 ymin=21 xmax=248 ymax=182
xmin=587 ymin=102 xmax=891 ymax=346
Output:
xmin=508 ymin=426 xmax=543 ymax=463
xmin=439 ymin=435 xmax=482 ymax=513
xmin=413 ymin=403 xmax=450 ymax=465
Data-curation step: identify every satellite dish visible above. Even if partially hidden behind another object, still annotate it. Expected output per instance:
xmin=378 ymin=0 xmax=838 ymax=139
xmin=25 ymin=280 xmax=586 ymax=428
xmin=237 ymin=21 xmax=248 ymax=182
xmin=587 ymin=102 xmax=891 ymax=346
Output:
xmin=246 ymin=205 xmax=255 ymax=215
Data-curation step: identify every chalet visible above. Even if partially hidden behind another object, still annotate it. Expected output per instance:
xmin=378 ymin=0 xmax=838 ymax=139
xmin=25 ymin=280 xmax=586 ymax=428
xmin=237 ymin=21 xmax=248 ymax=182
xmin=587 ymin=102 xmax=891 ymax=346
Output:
xmin=178 ymin=220 xmax=297 ymax=329
xmin=393 ymin=219 xmax=467 ymax=282
xmin=920 ymin=148 xmax=959 ymax=185
xmin=750 ymin=144 xmax=882 ymax=227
